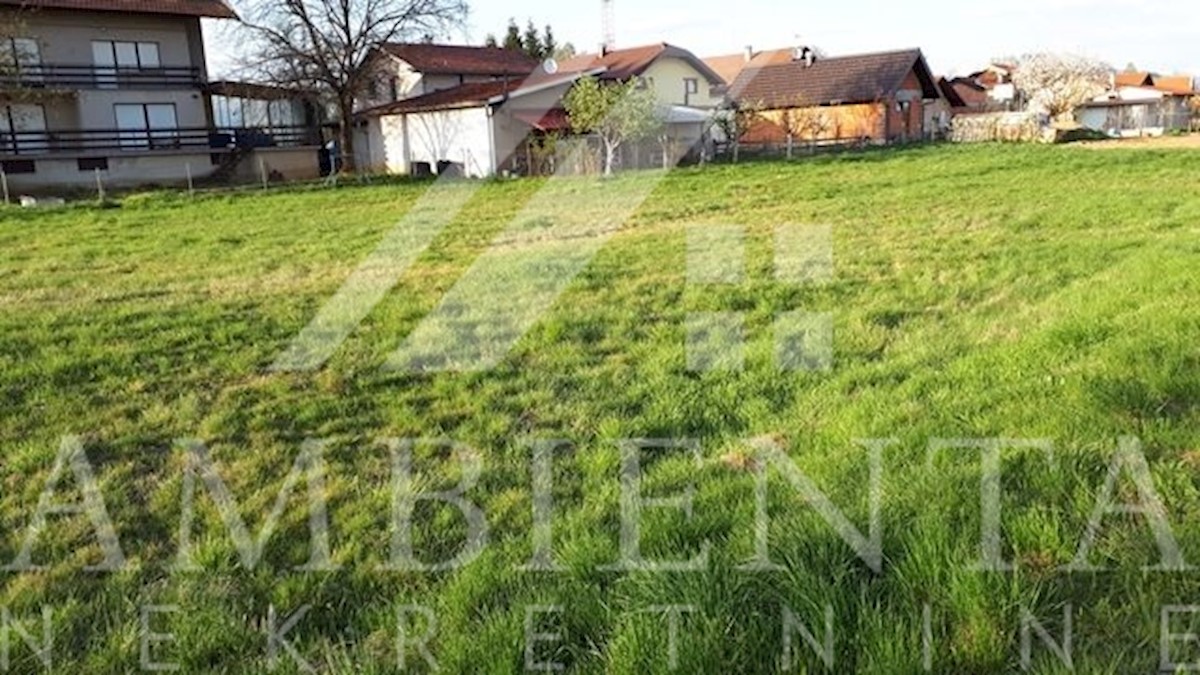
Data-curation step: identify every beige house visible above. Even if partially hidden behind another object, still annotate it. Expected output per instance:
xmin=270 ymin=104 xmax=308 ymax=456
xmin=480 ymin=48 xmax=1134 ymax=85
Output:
xmin=356 ymin=43 xmax=539 ymax=112
xmin=0 ymin=0 xmax=321 ymax=191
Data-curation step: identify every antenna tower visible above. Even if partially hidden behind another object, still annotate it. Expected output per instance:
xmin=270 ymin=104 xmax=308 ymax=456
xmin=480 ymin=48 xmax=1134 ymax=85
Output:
xmin=602 ymin=0 xmax=616 ymax=49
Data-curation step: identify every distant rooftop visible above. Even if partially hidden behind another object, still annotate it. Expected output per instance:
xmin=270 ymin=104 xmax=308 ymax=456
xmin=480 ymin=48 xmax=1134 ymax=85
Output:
xmin=0 ymin=0 xmax=238 ymax=19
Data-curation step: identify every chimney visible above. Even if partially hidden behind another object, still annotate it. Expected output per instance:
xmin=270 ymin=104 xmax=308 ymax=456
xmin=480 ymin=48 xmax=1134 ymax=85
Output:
xmin=794 ymin=46 xmax=816 ymax=67
xmin=744 ymin=45 xmax=754 ymax=63
xmin=600 ymin=43 xmax=610 ymax=57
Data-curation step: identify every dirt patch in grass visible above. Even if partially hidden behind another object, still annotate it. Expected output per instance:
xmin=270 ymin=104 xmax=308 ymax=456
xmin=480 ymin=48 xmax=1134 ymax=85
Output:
xmin=1075 ymin=134 xmax=1200 ymax=150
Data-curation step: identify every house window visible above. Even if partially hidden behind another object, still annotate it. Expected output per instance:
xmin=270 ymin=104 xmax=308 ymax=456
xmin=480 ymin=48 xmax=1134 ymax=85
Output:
xmin=114 ymin=103 xmax=178 ymax=150
xmin=78 ymin=157 xmax=109 ymax=171
xmin=0 ymin=104 xmax=47 ymax=154
xmin=213 ymin=95 xmax=302 ymax=135
xmin=1 ymin=159 xmax=35 ymax=174
xmin=92 ymin=40 xmax=162 ymax=88
xmin=2 ymin=37 xmax=41 ymax=71
xmin=389 ymin=77 xmax=399 ymax=102
xmin=683 ymin=77 xmax=699 ymax=105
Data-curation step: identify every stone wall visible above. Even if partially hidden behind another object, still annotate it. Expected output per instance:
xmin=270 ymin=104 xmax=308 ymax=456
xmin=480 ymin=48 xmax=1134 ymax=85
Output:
xmin=950 ymin=112 xmax=1053 ymax=143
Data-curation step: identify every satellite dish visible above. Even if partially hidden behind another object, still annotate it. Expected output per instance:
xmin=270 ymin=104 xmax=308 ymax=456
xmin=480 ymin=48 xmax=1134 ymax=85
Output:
xmin=543 ymin=58 xmax=559 ymax=75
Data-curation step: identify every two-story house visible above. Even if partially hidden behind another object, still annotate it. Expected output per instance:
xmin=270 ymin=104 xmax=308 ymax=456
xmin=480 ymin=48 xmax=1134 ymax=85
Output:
xmin=0 ymin=0 xmax=321 ymax=191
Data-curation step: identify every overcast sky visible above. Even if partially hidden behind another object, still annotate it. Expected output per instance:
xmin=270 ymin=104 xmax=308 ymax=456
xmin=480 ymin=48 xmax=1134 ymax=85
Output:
xmin=206 ymin=0 xmax=1200 ymax=78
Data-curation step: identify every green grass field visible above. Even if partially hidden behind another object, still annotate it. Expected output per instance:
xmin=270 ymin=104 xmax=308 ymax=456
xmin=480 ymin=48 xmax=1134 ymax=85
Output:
xmin=1 ymin=144 xmax=1199 ymax=673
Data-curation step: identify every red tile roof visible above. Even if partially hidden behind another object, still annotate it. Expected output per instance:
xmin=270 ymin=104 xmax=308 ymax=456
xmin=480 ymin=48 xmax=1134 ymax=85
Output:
xmin=558 ymin=43 xmax=723 ymax=85
xmin=1113 ymin=71 xmax=1196 ymax=95
xmin=1150 ymin=75 xmax=1196 ymax=95
xmin=0 ymin=0 xmax=237 ymax=18
xmin=379 ymin=44 xmax=538 ymax=77
xmin=729 ymin=49 xmax=939 ymax=108
xmin=1115 ymin=71 xmax=1154 ymax=88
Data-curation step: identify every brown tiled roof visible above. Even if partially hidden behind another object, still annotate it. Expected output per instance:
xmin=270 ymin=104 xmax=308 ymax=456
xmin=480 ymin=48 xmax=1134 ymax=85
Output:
xmin=379 ymin=44 xmax=538 ymax=77
xmin=559 ymin=43 xmax=724 ymax=85
xmin=941 ymin=76 xmax=989 ymax=108
xmin=936 ymin=77 xmax=967 ymax=108
xmin=729 ymin=48 xmax=939 ymax=108
xmin=703 ymin=48 xmax=796 ymax=85
xmin=0 ymin=0 xmax=237 ymax=18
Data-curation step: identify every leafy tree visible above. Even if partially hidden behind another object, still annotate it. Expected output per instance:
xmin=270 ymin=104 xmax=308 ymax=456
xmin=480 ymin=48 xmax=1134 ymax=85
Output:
xmin=1013 ymin=53 xmax=1111 ymax=121
xmin=235 ymin=0 xmax=467 ymax=172
xmin=565 ymin=76 xmax=662 ymax=176
xmin=553 ymin=42 xmax=577 ymax=61
xmin=502 ymin=19 xmax=523 ymax=53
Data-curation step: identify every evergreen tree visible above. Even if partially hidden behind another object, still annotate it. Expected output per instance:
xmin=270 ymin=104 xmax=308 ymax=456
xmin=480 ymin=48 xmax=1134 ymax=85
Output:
xmin=522 ymin=19 xmax=543 ymax=59
xmin=502 ymin=19 xmax=523 ymax=52
xmin=542 ymin=25 xmax=557 ymax=61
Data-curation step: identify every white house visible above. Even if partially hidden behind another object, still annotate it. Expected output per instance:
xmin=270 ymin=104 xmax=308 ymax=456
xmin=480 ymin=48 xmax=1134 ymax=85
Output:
xmin=354 ymin=68 xmax=600 ymax=177
xmin=354 ymin=42 xmax=725 ymax=177
xmin=1078 ymin=85 xmax=1195 ymax=138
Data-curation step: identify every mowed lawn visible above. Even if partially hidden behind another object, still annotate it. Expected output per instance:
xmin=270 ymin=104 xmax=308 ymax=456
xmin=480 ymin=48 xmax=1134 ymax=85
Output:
xmin=1 ymin=144 xmax=1199 ymax=673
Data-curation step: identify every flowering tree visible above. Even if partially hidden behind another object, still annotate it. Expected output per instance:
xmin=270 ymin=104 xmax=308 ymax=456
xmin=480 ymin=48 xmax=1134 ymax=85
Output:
xmin=712 ymin=100 xmax=763 ymax=163
xmin=1013 ymin=53 xmax=1111 ymax=121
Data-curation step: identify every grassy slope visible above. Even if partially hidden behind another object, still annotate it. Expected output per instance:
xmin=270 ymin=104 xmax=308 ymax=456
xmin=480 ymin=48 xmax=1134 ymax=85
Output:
xmin=1 ymin=144 xmax=1199 ymax=673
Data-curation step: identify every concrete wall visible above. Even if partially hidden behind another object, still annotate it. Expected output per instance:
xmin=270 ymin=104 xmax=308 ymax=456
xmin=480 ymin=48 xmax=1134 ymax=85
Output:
xmin=230 ymin=147 xmax=322 ymax=183
xmin=4 ymin=147 xmax=320 ymax=192
xmin=3 ymin=151 xmax=215 ymax=190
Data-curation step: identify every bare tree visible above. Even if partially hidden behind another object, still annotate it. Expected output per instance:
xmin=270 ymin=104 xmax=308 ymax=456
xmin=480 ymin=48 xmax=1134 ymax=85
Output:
xmin=778 ymin=101 xmax=829 ymax=157
xmin=233 ymin=0 xmax=468 ymax=171
xmin=1013 ymin=53 xmax=1111 ymax=121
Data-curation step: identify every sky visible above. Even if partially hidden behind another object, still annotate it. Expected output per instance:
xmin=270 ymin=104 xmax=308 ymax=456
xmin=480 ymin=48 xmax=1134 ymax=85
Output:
xmin=205 ymin=0 xmax=1200 ymax=78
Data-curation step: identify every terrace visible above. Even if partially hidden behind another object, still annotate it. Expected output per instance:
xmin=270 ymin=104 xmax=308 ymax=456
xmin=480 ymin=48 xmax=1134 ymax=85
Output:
xmin=0 ymin=125 xmax=320 ymax=158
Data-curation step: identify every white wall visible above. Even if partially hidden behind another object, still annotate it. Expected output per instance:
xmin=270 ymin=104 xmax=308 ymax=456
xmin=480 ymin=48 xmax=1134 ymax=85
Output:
xmin=364 ymin=107 xmax=493 ymax=177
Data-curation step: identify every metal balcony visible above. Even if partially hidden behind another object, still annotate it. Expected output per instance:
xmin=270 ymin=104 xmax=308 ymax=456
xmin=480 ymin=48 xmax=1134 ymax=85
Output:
xmin=0 ymin=126 xmax=321 ymax=157
xmin=0 ymin=64 xmax=205 ymax=90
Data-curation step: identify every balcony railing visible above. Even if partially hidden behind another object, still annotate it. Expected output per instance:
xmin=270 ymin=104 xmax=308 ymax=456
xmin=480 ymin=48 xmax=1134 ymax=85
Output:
xmin=0 ymin=126 xmax=321 ymax=157
xmin=0 ymin=64 xmax=204 ymax=90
